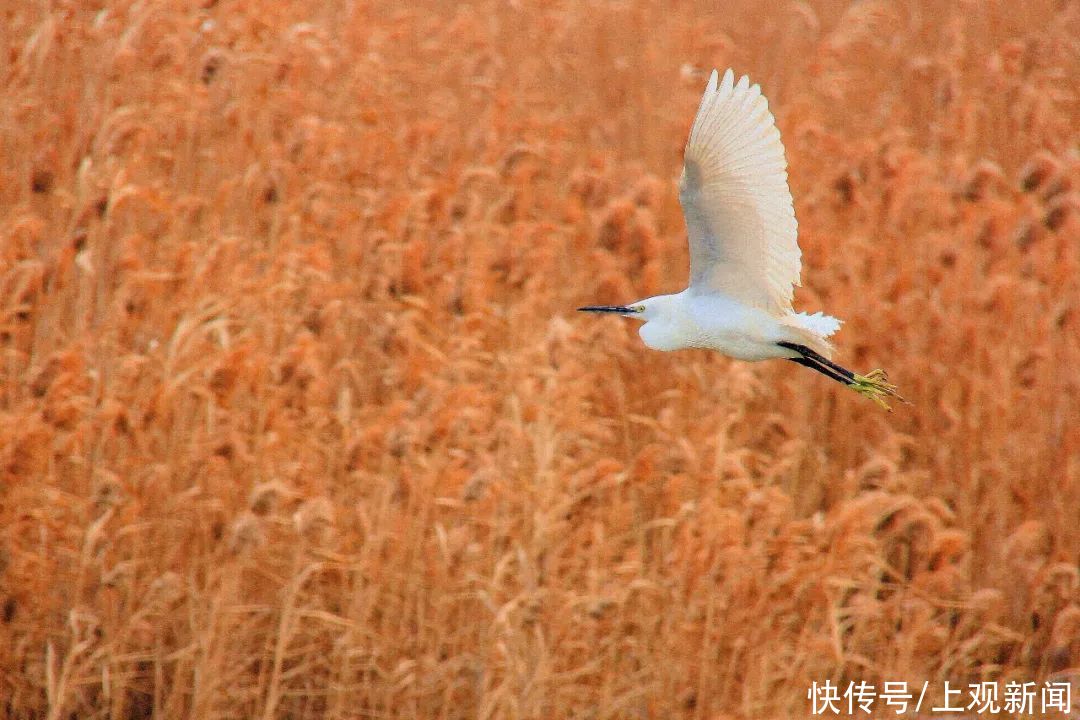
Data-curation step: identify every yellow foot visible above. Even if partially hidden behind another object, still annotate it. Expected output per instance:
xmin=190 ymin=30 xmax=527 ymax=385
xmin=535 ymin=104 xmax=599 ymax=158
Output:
xmin=850 ymin=369 xmax=906 ymax=411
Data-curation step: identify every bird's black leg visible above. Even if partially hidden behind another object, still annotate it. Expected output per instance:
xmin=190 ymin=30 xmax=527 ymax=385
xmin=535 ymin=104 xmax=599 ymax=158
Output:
xmin=787 ymin=356 xmax=852 ymax=386
xmin=778 ymin=342 xmax=855 ymax=382
xmin=778 ymin=341 xmax=906 ymax=410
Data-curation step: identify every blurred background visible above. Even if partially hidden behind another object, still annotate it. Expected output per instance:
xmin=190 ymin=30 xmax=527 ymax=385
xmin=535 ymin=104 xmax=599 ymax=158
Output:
xmin=1 ymin=0 xmax=1078 ymax=717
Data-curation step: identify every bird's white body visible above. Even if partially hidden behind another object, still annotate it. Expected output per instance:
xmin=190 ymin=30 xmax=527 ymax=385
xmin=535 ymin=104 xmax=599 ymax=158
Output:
xmin=636 ymin=291 xmax=778 ymax=358
xmin=580 ymin=68 xmax=903 ymax=408
xmin=634 ymin=290 xmax=839 ymax=361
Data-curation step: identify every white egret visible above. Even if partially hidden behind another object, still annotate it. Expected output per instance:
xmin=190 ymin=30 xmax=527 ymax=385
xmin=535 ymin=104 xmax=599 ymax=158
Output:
xmin=579 ymin=69 xmax=904 ymax=409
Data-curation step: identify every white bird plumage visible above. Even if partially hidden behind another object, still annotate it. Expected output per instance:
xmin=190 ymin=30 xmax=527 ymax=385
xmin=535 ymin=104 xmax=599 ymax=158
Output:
xmin=580 ymin=68 xmax=903 ymax=409
xmin=681 ymin=68 xmax=800 ymax=316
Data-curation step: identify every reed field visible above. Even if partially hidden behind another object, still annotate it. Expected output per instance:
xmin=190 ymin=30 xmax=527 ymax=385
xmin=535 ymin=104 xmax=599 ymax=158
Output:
xmin=2 ymin=0 xmax=1079 ymax=717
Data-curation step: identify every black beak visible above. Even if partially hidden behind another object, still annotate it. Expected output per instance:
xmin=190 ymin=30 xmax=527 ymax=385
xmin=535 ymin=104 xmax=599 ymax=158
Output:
xmin=578 ymin=305 xmax=633 ymax=314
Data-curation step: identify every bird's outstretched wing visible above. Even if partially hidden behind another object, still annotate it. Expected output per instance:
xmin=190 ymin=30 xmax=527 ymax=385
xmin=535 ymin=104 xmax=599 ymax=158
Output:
xmin=679 ymin=68 xmax=800 ymax=315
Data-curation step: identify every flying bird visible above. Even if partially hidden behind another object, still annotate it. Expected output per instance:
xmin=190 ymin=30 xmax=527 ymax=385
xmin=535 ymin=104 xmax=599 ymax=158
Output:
xmin=579 ymin=68 xmax=904 ymax=409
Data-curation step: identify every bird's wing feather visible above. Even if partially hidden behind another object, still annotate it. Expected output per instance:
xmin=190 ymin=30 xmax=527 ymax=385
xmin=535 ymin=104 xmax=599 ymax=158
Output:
xmin=679 ymin=68 xmax=800 ymax=315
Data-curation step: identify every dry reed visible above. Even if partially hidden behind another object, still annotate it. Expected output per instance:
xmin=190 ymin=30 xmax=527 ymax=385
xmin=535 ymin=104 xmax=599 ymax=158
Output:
xmin=1 ymin=1 xmax=1078 ymax=718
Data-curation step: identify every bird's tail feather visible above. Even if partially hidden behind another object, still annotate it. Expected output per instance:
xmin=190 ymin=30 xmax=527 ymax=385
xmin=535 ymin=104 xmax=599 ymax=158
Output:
xmin=781 ymin=312 xmax=842 ymax=359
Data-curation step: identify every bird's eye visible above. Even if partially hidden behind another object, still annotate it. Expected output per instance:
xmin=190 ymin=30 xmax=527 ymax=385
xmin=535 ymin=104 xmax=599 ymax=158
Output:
xmin=634 ymin=306 xmax=645 ymax=313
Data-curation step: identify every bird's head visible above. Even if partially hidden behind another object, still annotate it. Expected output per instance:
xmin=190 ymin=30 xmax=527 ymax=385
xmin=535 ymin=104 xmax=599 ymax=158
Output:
xmin=577 ymin=296 xmax=664 ymax=322
xmin=578 ymin=294 xmax=684 ymax=351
